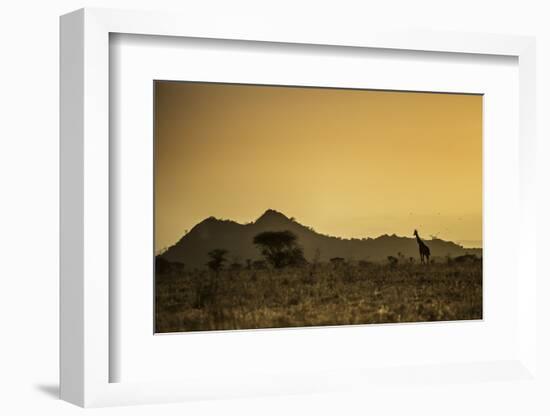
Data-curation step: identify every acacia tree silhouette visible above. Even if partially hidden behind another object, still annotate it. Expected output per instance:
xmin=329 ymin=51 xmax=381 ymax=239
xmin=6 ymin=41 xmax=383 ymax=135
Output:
xmin=253 ymin=230 xmax=306 ymax=268
xmin=206 ymin=249 xmax=228 ymax=272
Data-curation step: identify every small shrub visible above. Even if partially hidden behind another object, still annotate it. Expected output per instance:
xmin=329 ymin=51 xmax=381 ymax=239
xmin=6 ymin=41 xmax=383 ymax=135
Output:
xmin=206 ymin=249 xmax=228 ymax=272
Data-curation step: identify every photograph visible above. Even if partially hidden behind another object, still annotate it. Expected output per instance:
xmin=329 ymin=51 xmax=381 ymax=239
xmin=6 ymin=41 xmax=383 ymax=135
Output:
xmin=154 ymin=81 xmax=483 ymax=333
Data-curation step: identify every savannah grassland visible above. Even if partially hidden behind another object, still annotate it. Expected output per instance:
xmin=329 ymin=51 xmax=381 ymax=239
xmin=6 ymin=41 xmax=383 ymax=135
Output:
xmin=155 ymin=260 xmax=482 ymax=333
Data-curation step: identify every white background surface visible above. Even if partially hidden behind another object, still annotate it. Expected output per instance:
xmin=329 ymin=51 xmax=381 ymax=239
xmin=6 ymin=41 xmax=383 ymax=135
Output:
xmin=1 ymin=1 xmax=549 ymax=415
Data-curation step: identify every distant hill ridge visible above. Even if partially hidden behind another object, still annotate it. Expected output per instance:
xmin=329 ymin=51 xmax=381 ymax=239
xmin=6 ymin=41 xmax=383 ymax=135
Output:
xmin=160 ymin=209 xmax=481 ymax=268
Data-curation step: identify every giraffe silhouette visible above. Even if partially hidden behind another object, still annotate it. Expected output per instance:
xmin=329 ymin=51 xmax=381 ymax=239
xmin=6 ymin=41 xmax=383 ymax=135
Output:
xmin=413 ymin=229 xmax=431 ymax=264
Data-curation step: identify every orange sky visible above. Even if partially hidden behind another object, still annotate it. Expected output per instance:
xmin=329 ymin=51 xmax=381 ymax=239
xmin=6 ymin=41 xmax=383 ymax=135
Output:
xmin=155 ymin=81 xmax=482 ymax=250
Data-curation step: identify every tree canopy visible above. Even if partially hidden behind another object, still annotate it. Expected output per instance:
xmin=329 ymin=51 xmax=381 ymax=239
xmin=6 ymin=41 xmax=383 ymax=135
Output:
xmin=253 ymin=230 xmax=306 ymax=268
xmin=206 ymin=248 xmax=228 ymax=272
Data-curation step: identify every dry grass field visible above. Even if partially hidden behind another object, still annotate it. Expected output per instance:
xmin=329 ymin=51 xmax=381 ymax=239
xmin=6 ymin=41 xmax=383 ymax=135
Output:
xmin=155 ymin=260 xmax=482 ymax=333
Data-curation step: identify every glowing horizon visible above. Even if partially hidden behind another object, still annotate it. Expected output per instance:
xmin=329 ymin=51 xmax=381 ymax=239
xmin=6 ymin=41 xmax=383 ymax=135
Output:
xmin=155 ymin=81 xmax=482 ymax=251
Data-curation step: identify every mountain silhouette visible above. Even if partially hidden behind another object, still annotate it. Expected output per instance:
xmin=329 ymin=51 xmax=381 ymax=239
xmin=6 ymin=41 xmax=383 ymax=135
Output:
xmin=160 ymin=209 xmax=481 ymax=268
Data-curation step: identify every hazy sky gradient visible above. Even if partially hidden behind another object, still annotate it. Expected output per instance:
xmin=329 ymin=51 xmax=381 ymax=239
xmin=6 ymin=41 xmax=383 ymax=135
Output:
xmin=155 ymin=81 xmax=482 ymax=250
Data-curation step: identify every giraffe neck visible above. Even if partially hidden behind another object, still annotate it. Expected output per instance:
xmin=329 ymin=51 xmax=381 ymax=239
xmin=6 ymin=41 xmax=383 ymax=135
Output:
xmin=415 ymin=234 xmax=423 ymax=245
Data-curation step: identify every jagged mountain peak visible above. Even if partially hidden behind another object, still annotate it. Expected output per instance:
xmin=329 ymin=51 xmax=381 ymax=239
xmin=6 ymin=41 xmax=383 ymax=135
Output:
xmin=161 ymin=210 xmax=481 ymax=268
xmin=255 ymin=209 xmax=291 ymax=223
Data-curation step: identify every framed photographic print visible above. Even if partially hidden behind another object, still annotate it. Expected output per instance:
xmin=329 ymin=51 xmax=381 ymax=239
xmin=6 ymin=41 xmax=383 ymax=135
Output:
xmin=60 ymin=8 xmax=539 ymax=408
xmin=153 ymin=81 xmax=483 ymax=333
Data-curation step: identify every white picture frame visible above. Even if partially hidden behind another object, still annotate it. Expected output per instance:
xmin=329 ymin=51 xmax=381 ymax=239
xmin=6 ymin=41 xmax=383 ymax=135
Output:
xmin=60 ymin=7 xmax=538 ymax=408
